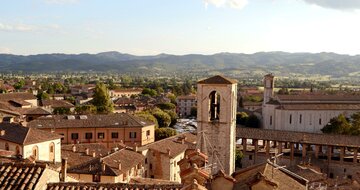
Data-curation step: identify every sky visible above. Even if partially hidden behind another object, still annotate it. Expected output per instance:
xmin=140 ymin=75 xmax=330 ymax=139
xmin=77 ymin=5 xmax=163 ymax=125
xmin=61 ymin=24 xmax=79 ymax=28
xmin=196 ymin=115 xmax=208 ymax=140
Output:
xmin=1 ymin=0 xmax=360 ymax=55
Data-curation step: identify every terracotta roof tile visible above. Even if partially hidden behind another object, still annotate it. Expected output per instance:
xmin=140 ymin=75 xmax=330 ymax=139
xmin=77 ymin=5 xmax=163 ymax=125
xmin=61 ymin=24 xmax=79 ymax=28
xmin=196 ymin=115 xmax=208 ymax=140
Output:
xmin=236 ymin=127 xmax=360 ymax=147
xmin=0 ymin=92 xmax=36 ymax=101
xmin=27 ymin=113 xmax=154 ymax=129
xmin=67 ymin=147 xmax=144 ymax=176
xmin=143 ymin=133 xmax=196 ymax=158
xmin=198 ymin=75 xmax=237 ymax=84
xmin=41 ymin=99 xmax=75 ymax=108
xmin=0 ymin=162 xmax=46 ymax=190
xmin=0 ymin=123 xmax=61 ymax=145
xmin=46 ymin=182 xmax=182 ymax=190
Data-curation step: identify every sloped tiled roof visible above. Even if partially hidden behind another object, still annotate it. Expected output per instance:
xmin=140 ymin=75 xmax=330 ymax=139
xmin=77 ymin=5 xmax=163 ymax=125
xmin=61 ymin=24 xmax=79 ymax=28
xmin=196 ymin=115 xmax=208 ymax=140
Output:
xmin=41 ymin=99 xmax=75 ymax=108
xmin=68 ymin=148 xmax=145 ymax=176
xmin=0 ymin=92 xmax=36 ymax=101
xmin=27 ymin=113 xmax=154 ymax=129
xmin=236 ymin=127 xmax=360 ymax=147
xmin=0 ymin=123 xmax=61 ymax=145
xmin=143 ymin=133 xmax=196 ymax=158
xmin=198 ymin=75 xmax=237 ymax=84
xmin=46 ymin=182 xmax=182 ymax=190
xmin=279 ymin=103 xmax=360 ymax=110
xmin=277 ymin=94 xmax=360 ymax=102
xmin=23 ymin=107 xmax=52 ymax=115
xmin=0 ymin=162 xmax=46 ymax=190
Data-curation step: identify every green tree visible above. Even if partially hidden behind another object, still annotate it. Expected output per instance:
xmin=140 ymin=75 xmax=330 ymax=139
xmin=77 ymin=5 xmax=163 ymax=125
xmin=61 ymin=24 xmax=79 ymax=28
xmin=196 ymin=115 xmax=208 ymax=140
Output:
xmin=156 ymin=102 xmax=176 ymax=110
xmin=245 ymin=115 xmax=260 ymax=128
xmin=75 ymin=105 xmax=97 ymax=114
xmin=13 ymin=80 xmax=25 ymax=90
xmin=152 ymin=110 xmax=171 ymax=128
xmin=165 ymin=110 xmax=178 ymax=127
xmin=135 ymin=112 xmax=159 ymax=128
xmin=236 ymin=112 xmax=249 ymax=125
xmin=37 ymin=91 xmax=49 ymax=100
xmin=321 ymin=114 xmax=352 ymax=135
xmin=92 ymin=83 xmax=114 ymax=113
xmin=155 ymin=127 xmax=177 ymax=141
xmin=142 ymin=88 xmax=157 ymax=97
xmin=235 ymin=149 xmax=244 ymax=168
xmin=190 ymin=106 xmax=197 ymax=118
xmin=53 ymin=107 xmax=71 ymax=115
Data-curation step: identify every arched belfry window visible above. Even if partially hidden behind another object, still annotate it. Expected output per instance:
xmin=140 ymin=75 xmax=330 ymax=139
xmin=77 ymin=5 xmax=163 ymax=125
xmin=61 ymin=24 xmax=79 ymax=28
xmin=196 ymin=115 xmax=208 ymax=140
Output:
xmin=209 ymin=91 xmax=220 ymax=121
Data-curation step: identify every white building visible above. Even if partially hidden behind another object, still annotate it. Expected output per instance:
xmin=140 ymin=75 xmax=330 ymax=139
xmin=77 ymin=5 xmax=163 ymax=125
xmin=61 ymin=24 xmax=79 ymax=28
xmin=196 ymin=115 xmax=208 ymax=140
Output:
xmin=262 ymin=74 xmax=360 ymax=133
xmin=0 ymin=123 xmax=62 ymax=162
xmin=176 ymin=95 xmax=196 ymax=118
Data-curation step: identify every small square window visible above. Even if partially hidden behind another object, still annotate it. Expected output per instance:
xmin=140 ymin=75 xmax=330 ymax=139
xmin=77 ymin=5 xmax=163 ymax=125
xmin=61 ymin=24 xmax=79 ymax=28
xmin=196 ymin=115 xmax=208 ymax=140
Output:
xmin=111 ymin=132 xmax=119 ymax=139
xmin=98 ymin=133 xmax=105 ymax=139
xmin=71 ymin=133 xmax=78 ymax=140
xmin=85 ymin=133 xmax=93 ymax=139
xmin=146 ymin=130 xmax=150 ymax=136
xmin=129 ymin=132 xmax=137 ymax=139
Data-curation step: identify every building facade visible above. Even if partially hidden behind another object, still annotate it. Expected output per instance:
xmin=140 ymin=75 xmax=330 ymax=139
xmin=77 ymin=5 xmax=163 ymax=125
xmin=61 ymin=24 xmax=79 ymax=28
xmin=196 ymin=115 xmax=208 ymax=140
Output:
xmin=262 ymin=74 xmax=360 ymax=133
xmin=176 ymin=95 xmax=196 ymax=118
xmin=28 ymin=113 xmax=155 ymax=148
xmin=196 ymin=75 xmax=237 ymax=175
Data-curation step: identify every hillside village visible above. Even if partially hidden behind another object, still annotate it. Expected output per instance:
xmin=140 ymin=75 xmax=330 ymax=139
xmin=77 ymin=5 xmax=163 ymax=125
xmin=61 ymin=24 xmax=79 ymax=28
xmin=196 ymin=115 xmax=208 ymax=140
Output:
xmin=0 ymin=74 xmax=360 ymax=190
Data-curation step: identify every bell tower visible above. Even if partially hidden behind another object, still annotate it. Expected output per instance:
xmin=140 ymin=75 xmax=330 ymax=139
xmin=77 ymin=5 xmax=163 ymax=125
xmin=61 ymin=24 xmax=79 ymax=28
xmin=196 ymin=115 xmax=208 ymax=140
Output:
xmin=197 ymin=75 xmax=237 ymax=175
xmin=263 ymin=73 xmax=274 ymax=105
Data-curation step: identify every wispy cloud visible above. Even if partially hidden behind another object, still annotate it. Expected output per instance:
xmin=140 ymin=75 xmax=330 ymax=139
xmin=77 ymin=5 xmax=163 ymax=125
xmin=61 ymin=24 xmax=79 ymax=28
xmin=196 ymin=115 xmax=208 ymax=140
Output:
xmin=204 ymin=0 xmax=248 ymax=10
xmin=303 ymin=0 xmax=360 ymax=11
xmin=0 ymin=23 xmax=36 ymax=32
xmin=43 ymin=0 xmax=79 ymax=4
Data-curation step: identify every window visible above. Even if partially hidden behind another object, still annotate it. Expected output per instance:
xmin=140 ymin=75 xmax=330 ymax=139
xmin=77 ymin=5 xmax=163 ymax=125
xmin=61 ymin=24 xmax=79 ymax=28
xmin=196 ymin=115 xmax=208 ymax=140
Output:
xmin=289 ymin=114 xmax=292 ymax=124
xmin=50 ymin=143 xmax=54 ymax=153
xmin=270 ymin=116 xmax=272 ymax=125
xmin=129 ymin=132 xmax=137 ymax=139
xmin=85 ymin=132 xmax=93 ymax=139
xmin=249 ymin=155 xmax=253 ymax=160
xmin=111 ymin=132 xmax=119 ymax=139
xmin=145 ymin=158 xmax=148 ymax=164
xmin=98 ymin=133 xmax=105 ymax=139
xmin=5 ymin=143 xmax=9 ymax=151
xmin=149 ymin=164 xmax=153 ymax=169
xmin=299 ymin=114 xmax=302 ymax=124
xmin=60 ymin=133 xmax=64 ymax=140
xmin=209 ymin=91 xmax=220 ymax=121
xmin=319 ymin=118 xmax=322 ymax=125
xmin=93 ymin=174 xmax=100 ymax=182
xmin=71 ymin=133 xmax=79 ymax=140
xmin=146 ymin=130 xmax=150 ymax=136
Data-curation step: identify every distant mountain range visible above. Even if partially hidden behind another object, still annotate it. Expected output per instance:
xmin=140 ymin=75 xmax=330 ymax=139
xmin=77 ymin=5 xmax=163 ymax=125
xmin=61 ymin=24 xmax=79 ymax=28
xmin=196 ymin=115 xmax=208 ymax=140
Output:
xmin=1 ymin=51 xmax=360 ymax=77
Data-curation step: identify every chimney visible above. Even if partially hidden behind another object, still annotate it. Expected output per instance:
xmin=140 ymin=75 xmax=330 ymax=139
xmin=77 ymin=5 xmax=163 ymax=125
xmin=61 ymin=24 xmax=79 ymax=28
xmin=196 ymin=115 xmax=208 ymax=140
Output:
xmin=118 ymin=162 xmax=122 ymax=170
xmin=60 ymin=158 xmax=68 ymax=182
xmin=0 ymin=130 xmax=5 ymax=136
xmin=85 ymin=148 xmax=89 ymax=155
xmin=92 ymin=151 xmax=96 ymax=157
xmin=72 ymin=145 xmax=76 ymax=152
xmin=101 ymin=161 xmax=106 ymax=172
xmin=134 ymin=143 xmax=138 ymax=152
xmin=167 ymin=148 xmax=171 ymax=156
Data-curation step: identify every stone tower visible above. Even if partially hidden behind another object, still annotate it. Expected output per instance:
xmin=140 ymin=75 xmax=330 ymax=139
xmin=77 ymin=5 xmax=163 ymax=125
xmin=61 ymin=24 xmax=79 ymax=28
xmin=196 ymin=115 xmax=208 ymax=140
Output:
xmin=197 ymin=75 xmax=237 ymax=175
xmin=263 ymin=74 xmax=274 ymax=105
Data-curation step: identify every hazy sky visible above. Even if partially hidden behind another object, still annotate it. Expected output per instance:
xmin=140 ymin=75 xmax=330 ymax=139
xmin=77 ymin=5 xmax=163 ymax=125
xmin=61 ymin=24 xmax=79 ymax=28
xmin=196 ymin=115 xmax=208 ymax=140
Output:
xmin=1 ymin=0 xmax=360 ymax=55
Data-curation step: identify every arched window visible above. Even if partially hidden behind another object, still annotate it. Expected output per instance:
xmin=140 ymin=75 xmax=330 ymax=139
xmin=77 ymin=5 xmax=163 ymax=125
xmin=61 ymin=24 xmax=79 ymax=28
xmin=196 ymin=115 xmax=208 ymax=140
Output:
xmin=15 ymin=146 xmax=20 ymax=155
xmin=5 ymin=143 xmax=9 ymax=151
xmin=49 ymin=142 xmax=55 ymax=162
xmin=209 ymin=91 xmax=220 ymax=121
xmin=32 ymin=146 xmax=39 ymax=160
